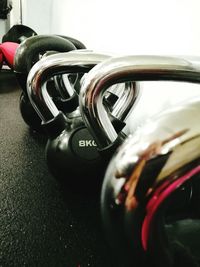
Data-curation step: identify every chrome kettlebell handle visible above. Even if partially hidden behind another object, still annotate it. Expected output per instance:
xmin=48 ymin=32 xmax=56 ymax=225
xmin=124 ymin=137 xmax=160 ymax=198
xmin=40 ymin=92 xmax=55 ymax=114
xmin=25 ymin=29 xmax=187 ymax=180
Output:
xmin=27 ymin=51 xmax=138 ymax=126
xmin=27 ymin=51 xmax=111 ymax=122
xmin=79 ymin=55 xmax=200 ymax=149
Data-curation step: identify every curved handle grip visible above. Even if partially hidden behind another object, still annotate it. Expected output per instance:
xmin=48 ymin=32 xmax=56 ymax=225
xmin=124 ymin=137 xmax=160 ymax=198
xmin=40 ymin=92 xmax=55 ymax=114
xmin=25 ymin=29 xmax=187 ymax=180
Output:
xmin=14 ymin=35 xmax=76 ymax=73
xmin=27 ymin=51 xmax=137 ymax=139
xmin=57 ymin=35 xmax=86 ymax=49
xmin=79 ymin=55 xmax=200 ymax=149
xmin=27 ymin=51 xmax=111 ymax=124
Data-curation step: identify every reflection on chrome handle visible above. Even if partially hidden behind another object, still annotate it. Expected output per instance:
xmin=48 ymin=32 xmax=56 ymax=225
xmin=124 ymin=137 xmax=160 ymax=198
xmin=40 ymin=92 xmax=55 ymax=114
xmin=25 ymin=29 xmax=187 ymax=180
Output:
xmin=27 ymin=51 xmax=138 ymax=126
xmin=79 ymin=55 xmax=200 ymax=149
xmin=27 ymin=51 xmax=111 ymax=122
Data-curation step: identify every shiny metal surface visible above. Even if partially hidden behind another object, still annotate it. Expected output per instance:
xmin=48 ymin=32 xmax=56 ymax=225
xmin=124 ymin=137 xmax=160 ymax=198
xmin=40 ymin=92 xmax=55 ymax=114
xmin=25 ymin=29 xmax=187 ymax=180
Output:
xmin=101 ymin=96 xmax=200 ymax=264
xmin=79 ymin=55 xmax=200 ymax=149
xmin=109 ymin=97 xmax=200 ymax=195
xmin=53 ymin=74 xmax=77 ymax=98
xmin=27 ymin=51 xmax=110 ymax=121
xmin=27 ymin=51 xmax=138 ymax=123
xmin=108 ymin=81 xmax=140 ymax=122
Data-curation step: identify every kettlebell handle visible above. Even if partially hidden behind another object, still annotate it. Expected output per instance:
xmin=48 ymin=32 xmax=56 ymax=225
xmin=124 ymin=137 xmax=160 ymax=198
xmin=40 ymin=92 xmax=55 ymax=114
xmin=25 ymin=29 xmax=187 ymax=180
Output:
xmin=27 ymin=51 xmax=110 ymax=122
xmin=79 ymin=55 xmax=200 ymax=149
xmin=14 ymin=35 xmax=77 ymax=73
xmin=27 ymin=51 xmax=138 ymax=134
xmin=57 ymin=35 xmax=86 ymax=50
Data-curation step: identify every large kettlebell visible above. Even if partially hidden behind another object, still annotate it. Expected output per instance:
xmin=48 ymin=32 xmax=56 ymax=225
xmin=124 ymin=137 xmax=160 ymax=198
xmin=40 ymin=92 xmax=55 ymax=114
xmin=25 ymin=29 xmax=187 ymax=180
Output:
xmin=26 ymin=51 xmax=138 ymax=187
xmin=13 ymin=35 xmax=84 ymax=132
xmin=80 ymin=55 xmax=200 ymax=267
xmin=2 ymin=24 xmax=37 ymax=44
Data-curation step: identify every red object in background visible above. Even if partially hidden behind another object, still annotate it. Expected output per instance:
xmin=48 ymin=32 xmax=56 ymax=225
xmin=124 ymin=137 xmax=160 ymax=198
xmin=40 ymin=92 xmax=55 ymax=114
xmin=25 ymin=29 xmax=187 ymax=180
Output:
xmin=0 ymin=42 xmax=19 ymax=68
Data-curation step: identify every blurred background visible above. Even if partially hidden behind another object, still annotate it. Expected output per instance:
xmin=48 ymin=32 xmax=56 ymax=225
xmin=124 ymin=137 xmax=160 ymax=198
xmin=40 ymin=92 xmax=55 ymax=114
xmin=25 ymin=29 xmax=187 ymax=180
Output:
xmin=4 ymin=0 xmax=200 ymax=55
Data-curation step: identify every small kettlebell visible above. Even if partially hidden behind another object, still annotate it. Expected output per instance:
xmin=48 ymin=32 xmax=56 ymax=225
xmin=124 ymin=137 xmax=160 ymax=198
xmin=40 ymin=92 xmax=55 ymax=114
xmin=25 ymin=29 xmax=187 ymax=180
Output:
xmin=26 ymin=51 xmax=137 ymax=188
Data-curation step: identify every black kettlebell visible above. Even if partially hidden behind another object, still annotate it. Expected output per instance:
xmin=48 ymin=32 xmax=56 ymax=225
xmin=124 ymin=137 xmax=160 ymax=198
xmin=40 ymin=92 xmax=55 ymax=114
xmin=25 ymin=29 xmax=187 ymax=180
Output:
xmin=78 ymin=54 xmax=200 ymax=267
xmin=14 ymin=35 xmax=84 ymax=132
xmin=2 ymin=24 xmax=37 ymax=44
xmin=26 ymin=51 xmax=137 ymax=188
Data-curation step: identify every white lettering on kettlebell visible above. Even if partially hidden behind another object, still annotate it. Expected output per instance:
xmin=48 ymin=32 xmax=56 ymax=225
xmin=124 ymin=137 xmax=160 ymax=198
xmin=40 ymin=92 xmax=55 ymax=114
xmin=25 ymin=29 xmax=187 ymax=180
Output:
xmin=79 ymin=140 xmax=97 ymax=147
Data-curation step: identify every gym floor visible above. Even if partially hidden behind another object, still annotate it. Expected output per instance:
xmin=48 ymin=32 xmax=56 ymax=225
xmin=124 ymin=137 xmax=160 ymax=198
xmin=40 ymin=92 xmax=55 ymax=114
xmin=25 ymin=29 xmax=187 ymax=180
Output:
xmin=0 ymin=70 xmax=113 ymax=267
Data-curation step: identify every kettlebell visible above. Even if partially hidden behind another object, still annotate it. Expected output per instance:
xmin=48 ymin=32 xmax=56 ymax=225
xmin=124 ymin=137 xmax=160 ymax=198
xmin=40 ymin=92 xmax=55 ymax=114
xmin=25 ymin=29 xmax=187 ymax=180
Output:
xmin=26 ymin=51 xmax=138 ymax=188
xmin=78 ymin=55 xmax=200 ymax=267
xmin=2 ymin=24 xmax=37 ymax=43
xmin=13 ymin=35 xmax=84 ymax=132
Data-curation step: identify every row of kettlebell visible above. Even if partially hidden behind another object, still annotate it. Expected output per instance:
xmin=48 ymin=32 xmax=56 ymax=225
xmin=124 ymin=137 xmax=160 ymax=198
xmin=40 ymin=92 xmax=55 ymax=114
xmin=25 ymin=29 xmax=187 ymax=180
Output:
xmin=0 ymin=25 xmax=138 ymax=188
xmin=25 ymin=47 xmax=200 ymax=267
xmin=21 ymin=37 xmax=200 ymax=267
xmin=1 ymin=24 xmax=200 ymax=267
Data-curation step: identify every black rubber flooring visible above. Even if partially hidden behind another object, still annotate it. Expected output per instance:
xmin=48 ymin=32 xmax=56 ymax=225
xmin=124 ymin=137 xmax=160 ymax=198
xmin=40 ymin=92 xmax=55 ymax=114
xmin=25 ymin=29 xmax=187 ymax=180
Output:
xmin=0 ymin=70 xmax=113 ymax=267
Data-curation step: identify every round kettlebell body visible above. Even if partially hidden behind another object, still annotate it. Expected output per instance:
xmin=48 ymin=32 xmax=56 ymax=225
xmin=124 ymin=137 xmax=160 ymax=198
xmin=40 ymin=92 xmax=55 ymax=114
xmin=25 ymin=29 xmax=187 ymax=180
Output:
xmin=15 ymin=72 xmax=27 ymax=92
xmin=46 ymin=125 xmax=105 ymax=187
xmin=19 ymin=92 xmax=44 ymax=132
